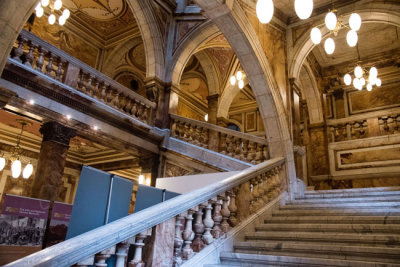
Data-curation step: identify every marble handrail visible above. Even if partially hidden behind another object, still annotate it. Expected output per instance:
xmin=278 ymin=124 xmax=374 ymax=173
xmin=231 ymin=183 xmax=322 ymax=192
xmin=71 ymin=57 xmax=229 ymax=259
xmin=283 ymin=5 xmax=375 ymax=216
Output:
xmin=5 ymin=157 xmax=285 ymax=267
xmin=12 ymin=30 xmax=156 ymax=124
xmin=170 ymin=114 xmax=269 ymax=163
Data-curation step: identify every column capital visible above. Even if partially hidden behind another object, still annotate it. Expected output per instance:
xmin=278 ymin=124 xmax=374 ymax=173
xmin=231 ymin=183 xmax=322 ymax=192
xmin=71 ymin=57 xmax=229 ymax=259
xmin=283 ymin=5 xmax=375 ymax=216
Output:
xmin=40 ymin=121 xmax=76 ymax=147
xmin=206 ymin=94 xmax=220 ymax=102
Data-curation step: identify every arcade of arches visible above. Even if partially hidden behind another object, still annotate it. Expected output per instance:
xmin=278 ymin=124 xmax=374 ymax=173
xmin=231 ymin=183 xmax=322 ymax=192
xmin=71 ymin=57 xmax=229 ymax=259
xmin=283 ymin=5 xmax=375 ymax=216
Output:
xmin=0 ymin=0 xmax=399 ymax=254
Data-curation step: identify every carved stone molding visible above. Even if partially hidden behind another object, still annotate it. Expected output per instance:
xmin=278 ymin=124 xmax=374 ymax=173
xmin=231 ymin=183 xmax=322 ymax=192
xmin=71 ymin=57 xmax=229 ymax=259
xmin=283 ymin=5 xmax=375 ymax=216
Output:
xmin=40 ymin=121 xmax=76 ymax=147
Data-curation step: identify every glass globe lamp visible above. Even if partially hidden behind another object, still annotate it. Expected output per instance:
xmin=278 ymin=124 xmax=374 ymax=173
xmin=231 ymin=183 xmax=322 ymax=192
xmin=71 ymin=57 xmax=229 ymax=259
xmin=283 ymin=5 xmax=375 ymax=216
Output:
xmin=310 ymin=27 xmax=321 ymax=44
xmin=349 ymin=13 xmax=362 ymax=31
xmin=325 ymin=12 xmax=337 ymax=31
xmin=346 ymin=30 xmax=358 ymax=47
xmin=295 ymin=0 xmax=313 ymax=20
xmin=344 ymin=74 xmax=352 ymax=86
xmin=256 ymin=0 xmax=274 ymax=24
xmin=324 ymin=38 xmax=335 ymax=55
xmin=354 ymin=66 xmax=363 ymax=78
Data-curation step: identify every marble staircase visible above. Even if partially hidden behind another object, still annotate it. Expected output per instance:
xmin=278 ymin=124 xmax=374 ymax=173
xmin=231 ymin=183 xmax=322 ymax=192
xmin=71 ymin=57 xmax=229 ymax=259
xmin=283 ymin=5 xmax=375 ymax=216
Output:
xmin=207 ymin=187 xmax=400 ymax=266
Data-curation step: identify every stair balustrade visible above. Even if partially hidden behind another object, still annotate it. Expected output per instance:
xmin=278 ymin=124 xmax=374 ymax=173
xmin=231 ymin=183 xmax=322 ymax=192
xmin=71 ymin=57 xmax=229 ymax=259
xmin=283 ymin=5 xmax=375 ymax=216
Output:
xmin=4 ymin=157 xmax=285 ymax=267
xmin=170 ymin=114 xmax=269 ymax=163
xmin=8 ymin=30 xmax=156 ymax=125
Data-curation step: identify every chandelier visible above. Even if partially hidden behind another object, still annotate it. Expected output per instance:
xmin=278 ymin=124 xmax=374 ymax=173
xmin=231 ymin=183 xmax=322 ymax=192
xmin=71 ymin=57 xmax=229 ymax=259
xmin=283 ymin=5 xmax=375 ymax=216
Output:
xmin=0 ymin=120 xmax=34 ymax=179
xmin=35 ymin=0 xmax=70 ymax=26
xmin=311 ymin=11 xmax=362 ymax=55
xmin=256 ymin=0 xmax=313 ymax=24
xmin=230 ymin=70 xmax=245 ymax=89
xmin=344 ymin=65 xmax=381 ymax=91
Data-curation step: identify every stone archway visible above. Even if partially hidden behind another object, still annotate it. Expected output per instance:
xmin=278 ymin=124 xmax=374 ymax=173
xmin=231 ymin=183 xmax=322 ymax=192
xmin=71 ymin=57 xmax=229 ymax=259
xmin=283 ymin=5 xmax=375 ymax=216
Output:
xmin=126 ymin=0 xmax=165 ymax=80
xmin=194 ymin=51 xmax=220 ymax=96
xmin=0 ymin=0 xmax=38 ymax=75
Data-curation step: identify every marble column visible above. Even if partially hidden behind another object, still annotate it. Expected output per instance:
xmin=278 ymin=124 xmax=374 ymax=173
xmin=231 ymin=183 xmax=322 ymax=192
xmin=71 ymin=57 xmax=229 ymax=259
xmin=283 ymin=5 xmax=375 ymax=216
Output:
xmin=145 ymin=79 xmax=172 ymax=129
xmin=31 ymin=121 xmax=76 ymax=201
xmin=207 ymin=94 xmax=219 ymax=151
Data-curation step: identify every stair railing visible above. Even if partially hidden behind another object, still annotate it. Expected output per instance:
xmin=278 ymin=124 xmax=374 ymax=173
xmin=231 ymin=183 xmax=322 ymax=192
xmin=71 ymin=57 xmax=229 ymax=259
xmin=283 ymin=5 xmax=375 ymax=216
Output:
xmin=9 ymin=29 xmax=156 ymax=125
xmin=170 ymin=114 xmax=269 ymax=164
xmin=5 ymin=157 xmax=285 ymax=267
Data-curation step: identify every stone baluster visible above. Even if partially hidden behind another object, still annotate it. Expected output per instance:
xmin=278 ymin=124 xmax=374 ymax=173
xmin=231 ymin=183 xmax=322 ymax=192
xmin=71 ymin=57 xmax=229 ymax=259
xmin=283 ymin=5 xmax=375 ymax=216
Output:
xmin=115 ymin=241 xmax=129 ymax=267
xmin=105 ymin=88 xmax=113 ymax=104
xmin=249 ymin=178 xmax=259 ymax=213
xmin=255 ymin=143 xmax=263 ymax=163
xmin=183 ymin=123 xmax=191 ymax=142
xmin=262 ymin=145 xmax=269 ymax=161
xmin=234 ymin=137 xmax=241 ymax=159
xmin=220 ymin=193 xmax=231 ymax=235
xmin=240 ymin=139 xmax=249 ymax=161
xmin=201 ymin=128 xmax=209 ymax=148
xmin=118 ymin=94 xmax=126 ymax=112
xmin=182 ymin=209 xmax=195 ymax=260
xmin=24 ymin=41 xmax=35 ymax=67
xmin=142 ymin=105 xmax=149 ymax=122
xmin=192 ymin=204 xmax=205 ymax=252
xmin=55 ymin=59 xmax=64 ymax=81
xmin=92 ymin=80 xmax=100 ymax=99
xmin=95 ymin=246 xmax=116 ymax=267
xmin=13 ymin=36 xmax=24 ymax=62
xmin=247 ymin=142 xmax=256 ymax=163
xmin=137 ymin=103 xmax=145 ymax=121
xmin=262 ymin=173 xmax=269 ymax=204
xmin=192 ymin=125 xmax=201 ymax=146
xmin=35 ymin=47 xmax=45 ymax=72
xmin=100 ymin=83 xmax=108 ymax=102
xmin=173 ymin=213 xmax=185 ymax=266
xmin=187 ymin=124 xmax=194 ymax=143
xmin=211 ymin=197 xmax=223 ymax=239
xmin=45 ymin=52 xmax=54 ymax=76
xmin=256 ymin=175 xmax=265 ymax=208
xmin=177 ymin=121 xmax=184 ymax=140
xmin=266 ymin=171 xmax=275 ymax=199
xmin=202 ymin=201 xmax=214 ymax=245
xmin=77 ymin=71 xmax=85 ymax=92
xmin=111 ymin=91 xmax=120 ymax=109
xmin=228 ymin=188 xmax=238 ymax=227
xmin=171 ymin=119 xmax=178 ymax=137
xmin=86 ymin=75 xmax=93 ymax=97
xmin=130 ymin=100 xmax=138 ymax=116
xmin=129 ymin=231 xmax=148 ymax=267
xmin=226 ymin=135 xmax=234 ymax=157
xmin=219 ymin=133 xmax=227 ymax=154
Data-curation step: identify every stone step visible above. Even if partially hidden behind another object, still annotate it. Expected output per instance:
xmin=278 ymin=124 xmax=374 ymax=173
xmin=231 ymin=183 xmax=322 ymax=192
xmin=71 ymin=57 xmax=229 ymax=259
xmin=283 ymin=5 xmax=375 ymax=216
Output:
xmin=281 ymin=202 xmax=400 ymax=209
xmin=233 ymin=241 xmax=400 ymax=264
xmin=303 ymin=188 xmax=400 ymax=199
xmin=287 ymin=195 xmax=400 ymax=204
xmin=255 ymin=223 xmax=400 ymax=234
xmin=265 ymin=215 xmax=400 ymax=224
xmin=245 ymin=231 xmax=400 ymax=246
xmin=273 ymin=208 xmax=400 ymax=217
xmin=219 ymin=252 xmax=400 ymax=267
xmin=304 ymin=186 xmax=400 ymax=195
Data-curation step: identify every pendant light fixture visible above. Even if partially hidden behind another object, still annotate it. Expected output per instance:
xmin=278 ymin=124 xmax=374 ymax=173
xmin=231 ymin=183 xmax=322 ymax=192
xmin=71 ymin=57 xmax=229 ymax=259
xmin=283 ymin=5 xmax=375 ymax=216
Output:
xmin=295 ymin=0 xmax=313 ymax=20
xmin=230 ymin=70 xmax=246 ymax=90
xmin=256 ymin=0 xmax=274 ymax=24
xmin=35 ymin=0 xmax=70 ymax=26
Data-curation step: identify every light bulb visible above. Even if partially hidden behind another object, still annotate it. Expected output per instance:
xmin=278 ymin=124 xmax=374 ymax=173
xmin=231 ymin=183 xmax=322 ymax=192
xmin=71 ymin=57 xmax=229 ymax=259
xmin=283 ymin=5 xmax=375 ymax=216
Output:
xmin=346 ymin=30 xmax=358 ymax=47
xmin=324 ymin=38 xmax=335 ymax=55
xmin=145 ymin=177 xmax=151 ymax=186
xmin=376 ymin=78 xmax=382 ymax=87
xmin=0 ymin=156 xmax=5 ymax=171
xmin=54 ymin=0 xmax=62 ymax=10
xmin=295 ymin=0 xmax=313 ymax=20
xmin=354 ymin=66 xmax=363 ymax=78
xmin=353 ymin=77 xmax=359 ymax=88
xmin=230 ymin=76 xmax=236 ymax=86
xmin=41 ymin=0 xmax=49 ymax=7
xmin=204 ymin=114 xmax=208 ymax=122
xmin=325 ymin=12 xmax=337 ymax=31
xmin=344 ymin=74 xmax=352 ymax=86
xmin=369 ymin=76 xmax=376 ymax=86
xmin=369 ymin=67 xmax=378 ymax=78
xmin=349 ymin=13 xmax=362 ymax=31
xmin=256 ymin=0 xmax=274 ymax=24
xmin=238 ymin=80 xmax=244 ymax=89
xmin=35 ymin=3 xmax=42 ymax=10
xmin=36 ymin=6 xmax=44 ymax=18
xmin=366 ymin=83 xmax=372 ymax=91
xmin=236 ymin=70 xmax=243 ymax=81
xmin=59 ymin=15 xmax=66 ymax=25
xmin=48 ymin=14 xmax=56 ymax=25
xmin=138 ymin=174 xmax=144 ymax=184
xmin=360 ymin=77 xmax=366 ymax=86
xmin=22 ymin=163 xmax=33 ymax=179
xmin=310 ymin=27 xmax=321 ymax=44
xmin=11 ymin=159 xmax=21 ymax=178
xmin=62 ymin=9 xmax=70 ymax=19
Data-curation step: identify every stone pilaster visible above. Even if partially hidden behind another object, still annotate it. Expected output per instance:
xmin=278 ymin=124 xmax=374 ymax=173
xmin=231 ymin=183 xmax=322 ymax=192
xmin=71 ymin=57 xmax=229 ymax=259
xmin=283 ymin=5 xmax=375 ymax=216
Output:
xmin=31 ymin=121 xmax=76 ymax=201
xmin=207 ymin=94 xmax=219 ymax=151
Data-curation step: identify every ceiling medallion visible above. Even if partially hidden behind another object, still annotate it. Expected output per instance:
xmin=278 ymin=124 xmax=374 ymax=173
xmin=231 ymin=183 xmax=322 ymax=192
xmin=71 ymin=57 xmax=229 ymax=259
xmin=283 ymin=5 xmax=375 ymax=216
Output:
xmin=35 ymin=0 xmax=71 ymax=26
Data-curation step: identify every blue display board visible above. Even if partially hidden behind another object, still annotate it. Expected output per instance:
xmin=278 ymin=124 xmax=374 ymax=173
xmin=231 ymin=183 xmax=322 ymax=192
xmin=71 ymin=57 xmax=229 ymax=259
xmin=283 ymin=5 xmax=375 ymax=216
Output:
xmin=66 ymin=166 xmax=134 ymax=239
xmin=134 ymin=185 xmax=180 ymax=213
